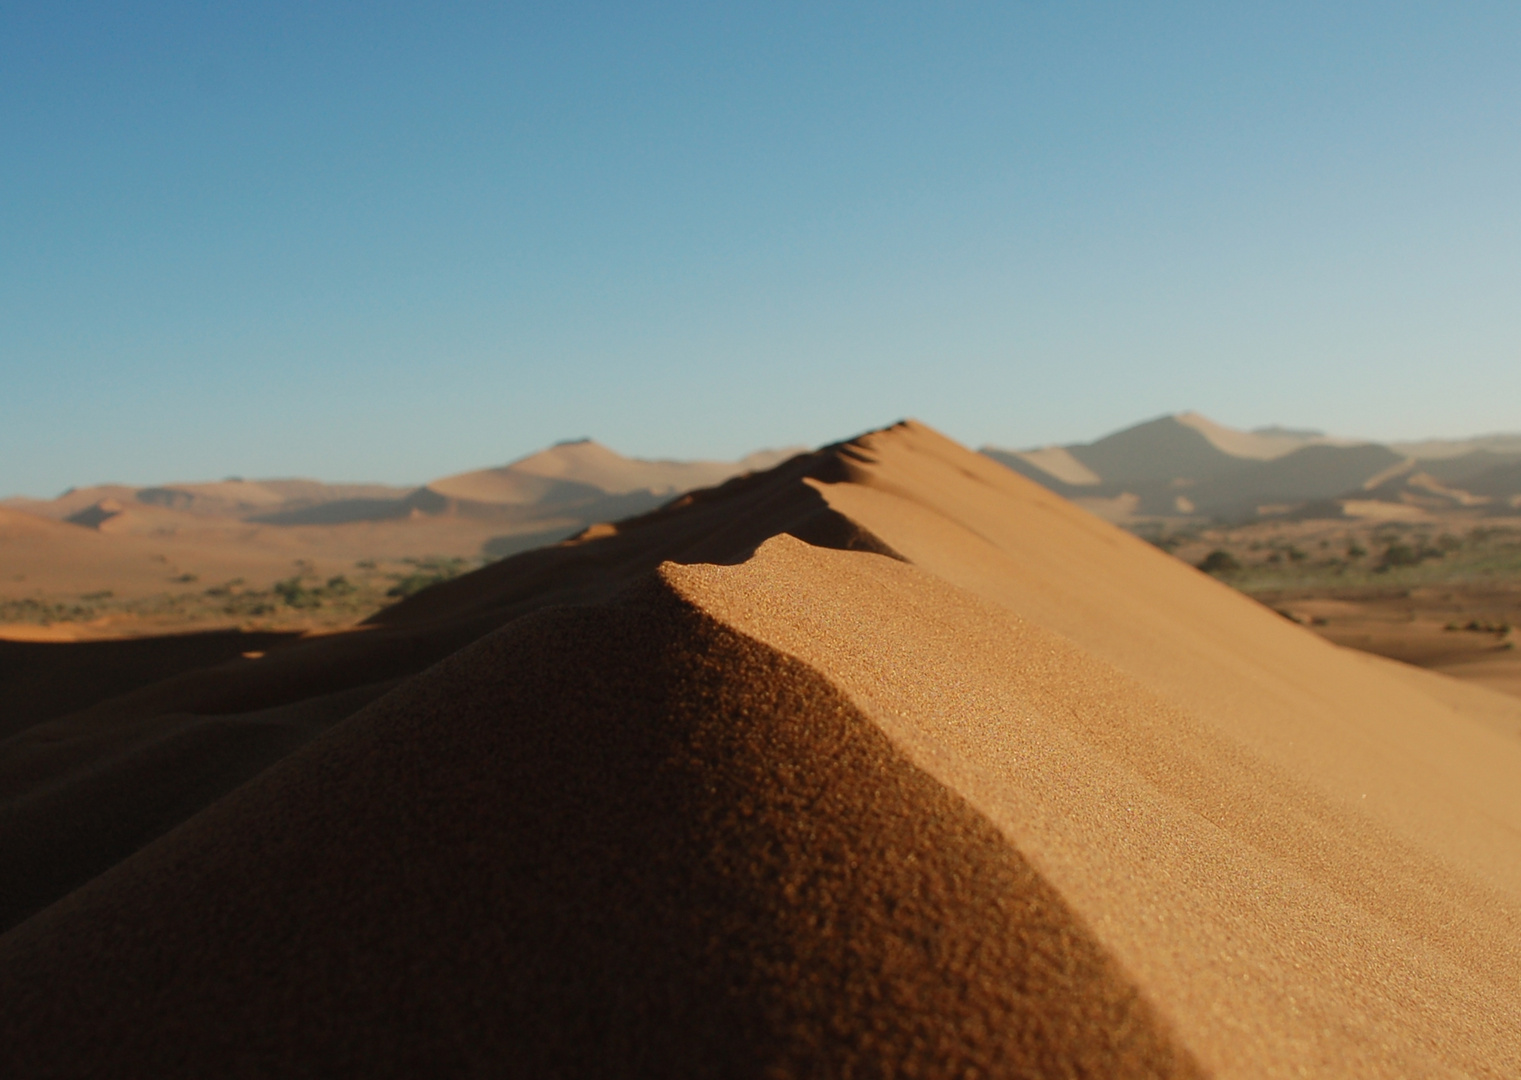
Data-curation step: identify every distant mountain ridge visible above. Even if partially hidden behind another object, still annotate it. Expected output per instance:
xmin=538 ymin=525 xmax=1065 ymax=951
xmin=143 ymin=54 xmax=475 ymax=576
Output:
xmin=3 ymin=440 xmax=805 ymax=559
xmin=10 ymin=419 xmax=1518 ymax=536
xmin=251 ymin=441 xmax=801 ymax=533
xmin=983 ymin=413 xmax=1521 ymax=522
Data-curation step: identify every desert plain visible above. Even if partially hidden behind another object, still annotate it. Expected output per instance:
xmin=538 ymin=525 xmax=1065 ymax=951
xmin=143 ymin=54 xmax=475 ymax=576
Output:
xmin=0 ymin=439 xmax=797 ymax=639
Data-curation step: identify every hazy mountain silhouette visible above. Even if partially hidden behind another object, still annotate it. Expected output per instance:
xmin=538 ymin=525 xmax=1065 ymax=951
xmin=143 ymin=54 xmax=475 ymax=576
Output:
xmin=984 ymin=413 xmax=1521 ymax=520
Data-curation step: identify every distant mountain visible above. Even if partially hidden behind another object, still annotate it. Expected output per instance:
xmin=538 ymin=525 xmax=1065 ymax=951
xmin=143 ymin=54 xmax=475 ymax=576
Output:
xmin=7 ymin=479 xmax=418 ymax=528
xmin=1387 ymin=433 xmax=1521 ymax=460
xmin=2 ymin=441 xmax=806 ymax=559
xmin=983 ymin=413 xmax=1521 ymax=522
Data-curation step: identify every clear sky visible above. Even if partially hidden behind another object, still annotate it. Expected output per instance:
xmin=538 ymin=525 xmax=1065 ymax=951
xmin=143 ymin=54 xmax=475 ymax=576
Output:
xmin=4 ymin=2 xmax=1519 ymax=495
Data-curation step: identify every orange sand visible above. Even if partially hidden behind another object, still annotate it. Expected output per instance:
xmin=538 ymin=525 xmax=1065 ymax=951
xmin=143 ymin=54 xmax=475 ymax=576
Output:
xmin=1 ymin=421 xmax=1518 ymax=1077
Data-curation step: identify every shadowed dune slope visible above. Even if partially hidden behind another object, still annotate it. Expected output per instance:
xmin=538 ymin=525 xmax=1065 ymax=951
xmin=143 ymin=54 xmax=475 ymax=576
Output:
xmin=3 ymin=421 xmax=1520 ymax=1077
xmin=0 ymin=628 xmax=303 ymax=738
xmin=0 ymin=582 xmax=1198 ymax=1079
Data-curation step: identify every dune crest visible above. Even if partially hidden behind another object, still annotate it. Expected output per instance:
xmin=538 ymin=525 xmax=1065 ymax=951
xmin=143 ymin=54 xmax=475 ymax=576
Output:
xmin=2 ymin=420 xmax=1518 ymax=1076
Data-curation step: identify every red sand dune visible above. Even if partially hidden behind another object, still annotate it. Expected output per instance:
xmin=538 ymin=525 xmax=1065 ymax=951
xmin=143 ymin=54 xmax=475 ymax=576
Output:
xmin=2 ymin=421 xmax=1519 ymax=1077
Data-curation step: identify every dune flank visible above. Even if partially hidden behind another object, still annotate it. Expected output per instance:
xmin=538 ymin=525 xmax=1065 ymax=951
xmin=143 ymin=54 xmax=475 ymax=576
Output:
xmin=2 ymin=421 xmax=1518 ymax=1077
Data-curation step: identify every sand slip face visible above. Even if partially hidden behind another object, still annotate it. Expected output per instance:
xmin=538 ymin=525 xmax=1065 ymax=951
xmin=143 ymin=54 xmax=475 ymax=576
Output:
xmin=2 ymin=420 xmax=1519 ymax=1076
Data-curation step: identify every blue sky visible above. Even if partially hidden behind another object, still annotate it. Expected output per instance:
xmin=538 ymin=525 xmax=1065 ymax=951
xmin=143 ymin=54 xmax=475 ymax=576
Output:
xmin=3 ymin=2 xmax=1519 ymax=495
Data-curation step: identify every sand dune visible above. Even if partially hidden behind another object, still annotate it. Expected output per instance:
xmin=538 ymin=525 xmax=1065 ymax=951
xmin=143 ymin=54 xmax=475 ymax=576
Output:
xmin=1 ymin=442 xmax=802 ymax=638
xmin=2 ymin=422 xmax=1519 ymax=1076
xmin=432 ymin=438 xmax=800 ymax=501
xmin=0 ymin=506 xmax=235 ymax=597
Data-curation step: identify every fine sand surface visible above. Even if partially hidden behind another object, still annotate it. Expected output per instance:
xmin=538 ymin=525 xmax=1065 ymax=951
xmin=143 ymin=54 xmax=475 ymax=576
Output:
xmin=2 ymin=422 xmax=1520 ymax=1077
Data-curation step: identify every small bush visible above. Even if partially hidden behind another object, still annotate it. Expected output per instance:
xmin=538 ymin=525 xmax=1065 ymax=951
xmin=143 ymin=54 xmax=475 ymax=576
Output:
xmin=1379 ymin=543 xmax=1422 ymax=569
xmin=273 ymin=577 xmax=322 ymax=609
xmin=1197 ymin=550 xmax=1241 ymax=574
xmin=1455 ymin=619 xmax=1511 ymax=634
xmin=385 ymin=557 xmax=470 ymax=599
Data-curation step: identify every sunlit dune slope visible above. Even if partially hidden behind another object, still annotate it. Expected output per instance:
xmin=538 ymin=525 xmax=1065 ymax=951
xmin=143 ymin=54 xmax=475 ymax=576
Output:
xmin=2 ymin=421 xmax=1519 ymax=1077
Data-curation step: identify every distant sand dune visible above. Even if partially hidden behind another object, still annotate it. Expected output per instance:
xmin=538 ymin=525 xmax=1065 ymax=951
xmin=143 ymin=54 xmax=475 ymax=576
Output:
xmin=984 ymin=411 xmax=1521 ymax=521
xmin=0 ymin=443 xmax=801 ymax=637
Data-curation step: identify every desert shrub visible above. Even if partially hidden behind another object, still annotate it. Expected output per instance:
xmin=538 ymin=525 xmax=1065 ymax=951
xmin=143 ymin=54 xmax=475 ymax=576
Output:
xmin=1456 ymin=619 xmax=1511 ymax=634
xmin=385 ymin=556 xmax=470 ymax=599
xmin=271 ymin=573 xmax=365 ymax=608
xmin=273 ymin=577 xmax=322 ymax=608
xmin=0 ymin=598 xmax=97 ymax=623
xmin=1197 ymin=550 xmax=1241 ymax=574
xmin=386 ymin=575 xmax=439 ymax=598
xmin=1379 ymin=543 xmax=1422 ymax=569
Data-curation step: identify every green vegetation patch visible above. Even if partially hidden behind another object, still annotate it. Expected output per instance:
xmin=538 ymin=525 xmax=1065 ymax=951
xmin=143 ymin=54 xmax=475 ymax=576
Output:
xmin=1197 ymin=550 xmax=1241 ymax=574
xmin=1143 ymin=521 xmax=1521 ymax=594
xmin=0 ymin=554 xmax=489 ymax=631
xmin=386 ymin=557 xmax=472 ymax=599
